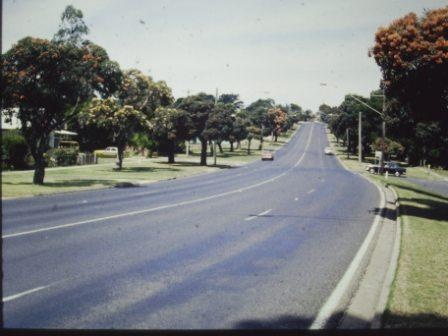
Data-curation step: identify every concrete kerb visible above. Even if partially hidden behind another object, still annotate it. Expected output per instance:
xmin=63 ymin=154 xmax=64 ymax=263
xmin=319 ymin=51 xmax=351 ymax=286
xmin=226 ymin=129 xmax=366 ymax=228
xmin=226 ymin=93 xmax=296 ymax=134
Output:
xmin=324 ymin=128 xmax=401 ymax=329
xmin=371 ymin=185 xmax=402 ymax=328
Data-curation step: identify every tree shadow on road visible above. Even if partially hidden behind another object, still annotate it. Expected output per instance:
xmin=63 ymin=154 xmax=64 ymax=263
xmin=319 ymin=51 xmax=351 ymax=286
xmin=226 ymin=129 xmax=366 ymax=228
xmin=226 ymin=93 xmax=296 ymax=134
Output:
xmin=232 ymin=311 xmax=448 ymax=330
xmin=118 ymin=166 xmax=179 ymax=173
xmin=157 ymin=160 xmax=235 ymax=169
xmin=2 ymin=179 xmax=118 ymax=188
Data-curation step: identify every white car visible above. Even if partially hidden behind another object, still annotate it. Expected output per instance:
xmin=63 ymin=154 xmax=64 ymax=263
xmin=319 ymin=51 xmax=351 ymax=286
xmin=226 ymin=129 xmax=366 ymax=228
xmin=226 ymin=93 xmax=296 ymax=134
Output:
xmin=261 ymin=151 xmax=274 ymax=161
xmin=324 ymin=147 xmax=333 ymax=155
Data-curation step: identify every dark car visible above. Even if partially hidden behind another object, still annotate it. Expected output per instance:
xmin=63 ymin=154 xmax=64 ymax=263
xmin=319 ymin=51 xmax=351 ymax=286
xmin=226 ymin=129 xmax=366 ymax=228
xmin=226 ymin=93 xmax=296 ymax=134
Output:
xmin=366 ymin=161 xmax=406 ymax=177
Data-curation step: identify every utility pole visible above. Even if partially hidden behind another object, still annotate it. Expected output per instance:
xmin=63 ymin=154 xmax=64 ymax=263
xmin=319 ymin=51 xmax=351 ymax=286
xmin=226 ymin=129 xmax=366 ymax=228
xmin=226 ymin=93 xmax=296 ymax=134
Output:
xmin=379 ymin=88 xmax=386 ymax=174
xmin=346 ymin=128 xmax=350 ymax=159
xmin=213 ymin=88 xmax=218 ymax=166
xmin=186 ymin=89 xmax=190 ymax=156
xmin=358 ymin=111 xmax=362 ymax=163
xmin=347 ymin=93 xmax=386 ymax=173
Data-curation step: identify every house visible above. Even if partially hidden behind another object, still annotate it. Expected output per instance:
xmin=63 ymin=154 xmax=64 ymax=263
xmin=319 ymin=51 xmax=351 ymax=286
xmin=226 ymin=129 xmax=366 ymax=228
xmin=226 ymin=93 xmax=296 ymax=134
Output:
xmin=1 ymin=110 xmax=78 ymax=148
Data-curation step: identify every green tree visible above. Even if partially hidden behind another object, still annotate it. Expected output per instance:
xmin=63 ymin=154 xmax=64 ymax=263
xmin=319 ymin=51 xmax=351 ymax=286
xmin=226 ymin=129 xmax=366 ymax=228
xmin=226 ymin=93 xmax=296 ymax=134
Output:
xmin=229 ymin=116 xmax=249 ymax=151
xmin=1 ymin=6 xmax=121 ymax=184
xmin=246 ymin=126 xmax=260 ymax=154
xmin=151 ymin=107 xmax=192 ymax=163
xmin=174 ymin=93 xmax=215 ymax=165
xmin=1 ymin=37 xmax=121 ymax=184
xmin=80 ymin=98 xmax=150 ymax=169
xmin=246 ymin=99 xmax=274 ymax=149
xmin=53 ymin=5 xmax=89 ymax=46
xmin=203 ymin=99 xmax=239 ymax=153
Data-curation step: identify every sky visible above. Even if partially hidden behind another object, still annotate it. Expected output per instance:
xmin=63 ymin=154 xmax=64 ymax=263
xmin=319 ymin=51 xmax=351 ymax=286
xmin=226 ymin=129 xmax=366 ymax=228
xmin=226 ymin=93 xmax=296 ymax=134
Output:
xmin=3 ymin=0 xmax=447 ymax=111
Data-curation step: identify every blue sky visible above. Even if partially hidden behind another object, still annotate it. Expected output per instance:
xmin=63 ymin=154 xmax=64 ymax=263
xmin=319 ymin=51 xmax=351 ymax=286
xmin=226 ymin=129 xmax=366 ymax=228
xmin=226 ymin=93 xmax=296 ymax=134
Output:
xmin=3 ymin=0 xmax=447 ymax=111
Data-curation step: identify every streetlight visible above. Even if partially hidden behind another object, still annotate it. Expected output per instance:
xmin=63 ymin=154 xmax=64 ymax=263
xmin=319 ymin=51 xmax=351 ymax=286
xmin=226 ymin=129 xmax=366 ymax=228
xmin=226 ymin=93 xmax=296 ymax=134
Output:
xmin=346 ymin=92 xmax=386 ymax=173
xmin=319 ymin=82 xmax=387 ymax=173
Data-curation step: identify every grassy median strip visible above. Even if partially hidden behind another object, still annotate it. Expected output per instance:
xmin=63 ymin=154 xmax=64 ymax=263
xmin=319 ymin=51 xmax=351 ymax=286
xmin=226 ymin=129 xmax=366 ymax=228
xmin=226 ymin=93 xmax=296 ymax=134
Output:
xmin=1 ymin=126 xmax=297 ymax=199
xmin=327 ymin=129 xmax=448 ymax=328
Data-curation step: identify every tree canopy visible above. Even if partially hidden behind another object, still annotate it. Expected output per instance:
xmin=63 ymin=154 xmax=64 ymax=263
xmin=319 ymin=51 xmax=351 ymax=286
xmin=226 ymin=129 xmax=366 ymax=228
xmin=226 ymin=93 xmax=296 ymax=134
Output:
xmin=370 ymin=6 xmax=448 ymax=166
xmin=1 ymin=34 xmax=122 ymax=183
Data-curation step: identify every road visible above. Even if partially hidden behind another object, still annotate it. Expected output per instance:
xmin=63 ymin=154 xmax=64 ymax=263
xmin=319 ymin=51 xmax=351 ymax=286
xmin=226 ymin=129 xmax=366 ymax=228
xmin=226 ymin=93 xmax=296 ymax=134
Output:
xmin=2 ymin=122 xmax=380 ymax=329
xmin=405 ymin=177 xmax=448 ymax=198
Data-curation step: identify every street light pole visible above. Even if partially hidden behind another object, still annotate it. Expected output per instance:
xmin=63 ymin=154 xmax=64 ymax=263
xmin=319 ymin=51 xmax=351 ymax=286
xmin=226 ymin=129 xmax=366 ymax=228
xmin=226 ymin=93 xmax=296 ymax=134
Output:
xmin=346 ymin=128 xmax=350 ymax=159
xmin=358 ymin=111 xmax=362 ymax=163
xmin=379 ymin=89 xmax=386 ymax=174
xmin=347 ymin=94 xmax=386 ymax=172
xmin=213 ymin=88 xmax=218 ymax=166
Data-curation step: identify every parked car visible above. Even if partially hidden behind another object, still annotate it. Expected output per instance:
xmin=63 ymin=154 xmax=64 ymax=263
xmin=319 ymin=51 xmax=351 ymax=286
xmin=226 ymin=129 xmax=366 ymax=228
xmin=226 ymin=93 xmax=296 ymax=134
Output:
xmin=261 ymin=150 xmax=274 ymax=161
xmin=366 ymin=161 xmax=406 ymax=176
xmin=324 ymin=146 xmax=333 ymax=155
xmin=94 ymin=146 xmax=119 ymax=158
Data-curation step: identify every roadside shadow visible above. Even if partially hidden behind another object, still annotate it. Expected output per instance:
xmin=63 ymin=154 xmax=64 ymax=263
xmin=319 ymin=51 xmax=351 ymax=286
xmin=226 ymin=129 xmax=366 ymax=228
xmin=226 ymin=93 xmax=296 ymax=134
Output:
xmin=119 ymin=166 xmax=179 ymax=173
xmin=233 ymin=311 xmax=448 ymax=329
xmin=398 ymin=198 xmax=448 ymax=222
xmin=157 ymin=161 xmax=235 ymax=169
xmin=385 ymin=182 xmax=448 ymax=201
xmin=2 ymin=179 xmax=117 ymax=188
xmin=233 ymin=314 xmax=314 ymax=329
xmin=370 ymin=206 xmax=397 ymax=222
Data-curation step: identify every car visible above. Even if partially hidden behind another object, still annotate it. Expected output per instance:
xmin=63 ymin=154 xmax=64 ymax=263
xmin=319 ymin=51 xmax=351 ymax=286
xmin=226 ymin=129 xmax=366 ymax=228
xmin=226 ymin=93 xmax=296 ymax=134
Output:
xmin=261 ymin=151 xmax=274 ymax=161
xmin=366 ymin=161 xmax=407 ymax=177
xmin=94 ymin=146 xmax=119 ymax=158
xmin=324 ymin=146 xmax=333 ymax=155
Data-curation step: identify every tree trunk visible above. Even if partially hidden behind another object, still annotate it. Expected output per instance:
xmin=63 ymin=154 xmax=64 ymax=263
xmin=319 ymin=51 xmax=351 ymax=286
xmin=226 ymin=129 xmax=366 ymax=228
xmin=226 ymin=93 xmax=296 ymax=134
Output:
xmin=209 ymin=140 xmax=214 ymax=156
xmin=258 ymin=135 xmax=263 ymax=150
xmin=230 ymin=141 xmax=234 ymax=152
xmin=274 ymin=133 xmax=278 ymax=142
xmin=168 ymin=140 xmax=175 ymax=164
xmin=236 ymin=140 xmax=241 ymax=150
xmin=217 ymin=141 xmax=223 ymax=154
xmin=200 ymin=138 xmax=207 ymax=166
xmin=31 ymin=137 xmax=48 ymax=185
xmin=247 ymin=139 xmax=252 ymax=154
xmin=33 ymin=158 xmax=46 ymax=185
xmin=117 ymin=144 xmax=125 ymax=170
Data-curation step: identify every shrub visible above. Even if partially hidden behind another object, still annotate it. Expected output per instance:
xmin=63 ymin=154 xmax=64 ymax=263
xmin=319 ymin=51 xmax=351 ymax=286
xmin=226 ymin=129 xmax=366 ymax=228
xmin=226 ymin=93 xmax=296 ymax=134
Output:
xmin=48 ymin=148 xmax=78 ymax=166
xmin=1 ymin=131 xmax=29 ymax=170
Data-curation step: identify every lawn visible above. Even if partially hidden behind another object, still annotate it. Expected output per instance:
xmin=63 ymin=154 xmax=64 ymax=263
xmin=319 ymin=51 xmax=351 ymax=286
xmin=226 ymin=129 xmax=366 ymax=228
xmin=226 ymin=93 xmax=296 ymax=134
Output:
xmin=327 ymin=128 xmax=448 ymax=328
xmin=372 ymin=176 xmax=448 ymax=328
xmin=1 ymin=126 xmax=298 ymax=198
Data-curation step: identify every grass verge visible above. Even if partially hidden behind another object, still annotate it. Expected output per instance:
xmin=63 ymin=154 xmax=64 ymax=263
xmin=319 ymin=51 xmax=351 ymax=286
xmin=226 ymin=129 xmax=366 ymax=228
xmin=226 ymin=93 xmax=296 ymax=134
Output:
xmin=1 ymin=126 xmax=298 ymax=198
xmin=327 ymin=127 xmax=448 ymax=328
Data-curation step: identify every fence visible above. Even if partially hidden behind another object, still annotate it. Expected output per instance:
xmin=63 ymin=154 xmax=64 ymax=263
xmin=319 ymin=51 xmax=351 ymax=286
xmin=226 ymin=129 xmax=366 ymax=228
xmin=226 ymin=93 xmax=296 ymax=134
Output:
xmin=77 ymin=153 xmax=97 ymax=165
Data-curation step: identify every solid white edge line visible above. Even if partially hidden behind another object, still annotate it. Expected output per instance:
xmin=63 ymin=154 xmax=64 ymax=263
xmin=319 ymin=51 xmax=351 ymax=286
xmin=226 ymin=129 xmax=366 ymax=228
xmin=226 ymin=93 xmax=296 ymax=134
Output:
xmin=310 ymin=127 xmax=386 ymax=329
xmin=310 ymin=178 xmax=385 ymax=329
xmin=4 ymin=125 xmax=315 ymax=239
xmin=3 ymin=285 xmax=50 ymax=303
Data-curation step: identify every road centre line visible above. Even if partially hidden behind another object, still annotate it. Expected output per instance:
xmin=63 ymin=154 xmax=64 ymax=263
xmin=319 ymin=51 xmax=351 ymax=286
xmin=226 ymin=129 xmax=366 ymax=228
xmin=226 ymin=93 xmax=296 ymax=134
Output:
xmin=307 ymin=189 xmax=316 ymax=194
xmin=3 ymin=125 xmax=314 ymax=239
xmin=245 ymin=209 xmax=272 ymax=221
xmin=3 ymin=285 xmax=50 ymax=303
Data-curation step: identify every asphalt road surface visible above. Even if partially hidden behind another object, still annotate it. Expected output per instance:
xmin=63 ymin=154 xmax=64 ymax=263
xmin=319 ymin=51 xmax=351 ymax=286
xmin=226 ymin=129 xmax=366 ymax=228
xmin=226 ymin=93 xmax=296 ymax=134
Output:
xmin=2 ymin=122 xmax=380 ymax=329
xmin=405 ymin=177 xmax=448 ymax=198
